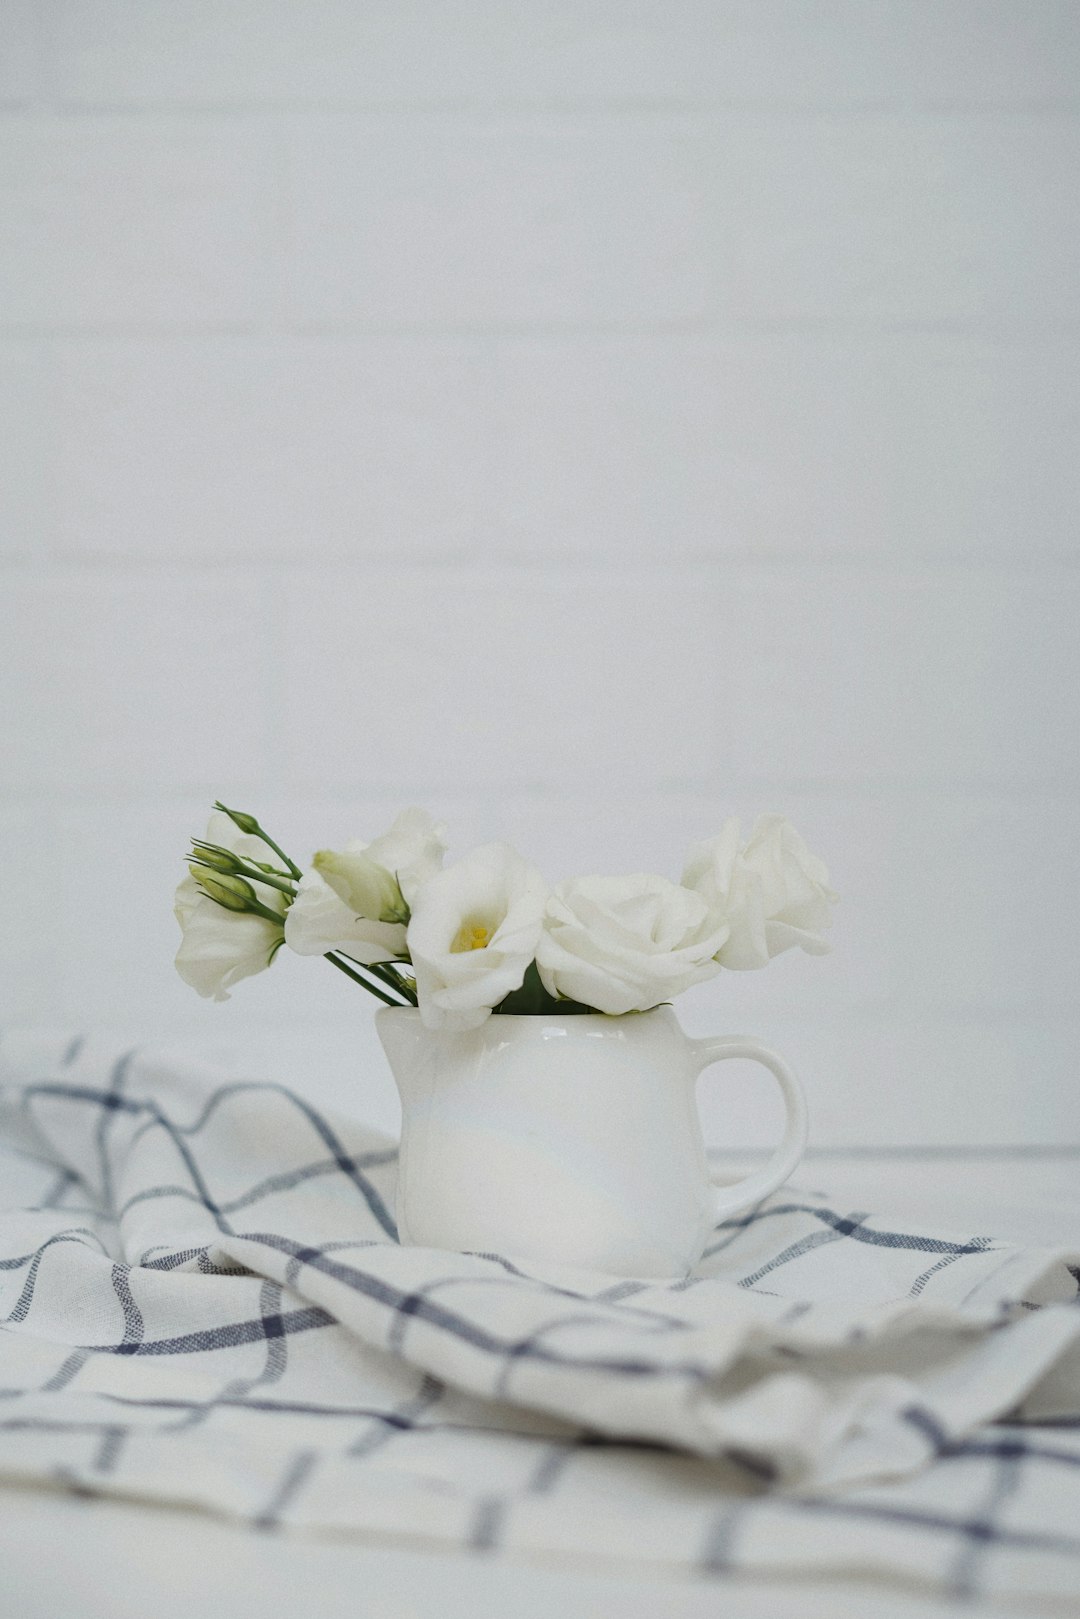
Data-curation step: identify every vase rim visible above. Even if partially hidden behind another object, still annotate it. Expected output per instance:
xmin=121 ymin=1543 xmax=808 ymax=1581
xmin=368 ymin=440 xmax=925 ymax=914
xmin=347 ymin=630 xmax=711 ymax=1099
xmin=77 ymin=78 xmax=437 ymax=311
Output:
xmin=374 ymin=1004 xmax=675 ymax=1023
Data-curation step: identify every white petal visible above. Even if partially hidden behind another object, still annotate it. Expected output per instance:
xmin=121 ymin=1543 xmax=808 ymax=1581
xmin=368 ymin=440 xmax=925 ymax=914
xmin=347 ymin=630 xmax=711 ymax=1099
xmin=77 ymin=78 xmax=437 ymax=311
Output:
xmin=175 ymin=889 xmax=283 ymax=1001
xmin=284 ymin=870 xmax=407 ymax=963
xmin=407 ymin=842 xmax=547 ymax=1025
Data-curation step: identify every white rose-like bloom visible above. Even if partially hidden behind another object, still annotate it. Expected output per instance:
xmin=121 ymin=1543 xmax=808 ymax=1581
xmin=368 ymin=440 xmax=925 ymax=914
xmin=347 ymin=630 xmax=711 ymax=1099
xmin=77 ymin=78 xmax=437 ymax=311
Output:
xmin=174 ymin=812 xmax=286 ymax=1001
xmin=407 ymin=843 xmax=548 ymax=1031
xmin=682 ymin=814 xmax=837 ymax=971
xmin=536 ymin=873 xmax=727 ymax=1015
xmin=284 ymin=807 xmax=447 ymax=964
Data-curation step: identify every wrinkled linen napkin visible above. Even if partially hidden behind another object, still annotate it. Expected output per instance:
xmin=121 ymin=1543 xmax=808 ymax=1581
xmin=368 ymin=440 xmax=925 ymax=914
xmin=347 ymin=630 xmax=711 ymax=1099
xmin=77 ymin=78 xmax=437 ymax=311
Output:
xmin=2 ymin=1032 xmax=1079 ymax=1612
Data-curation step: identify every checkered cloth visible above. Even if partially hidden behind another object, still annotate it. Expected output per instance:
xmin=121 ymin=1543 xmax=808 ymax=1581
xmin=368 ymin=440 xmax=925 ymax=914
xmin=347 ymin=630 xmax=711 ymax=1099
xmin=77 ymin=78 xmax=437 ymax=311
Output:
xmin=2 ymin=1032 xmax=1079 ymax=1612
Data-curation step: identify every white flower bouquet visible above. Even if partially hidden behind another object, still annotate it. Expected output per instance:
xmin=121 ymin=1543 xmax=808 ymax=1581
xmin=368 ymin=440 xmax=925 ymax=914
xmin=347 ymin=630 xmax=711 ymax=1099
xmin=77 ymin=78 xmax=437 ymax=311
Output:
xmin=175 ymin=804 xmax=837 ymax=1030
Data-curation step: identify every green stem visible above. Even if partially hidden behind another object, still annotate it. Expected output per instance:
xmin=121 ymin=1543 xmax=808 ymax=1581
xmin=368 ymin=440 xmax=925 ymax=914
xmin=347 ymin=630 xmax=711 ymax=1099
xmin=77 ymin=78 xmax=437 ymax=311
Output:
xmin=188 ymin=854 xmax=297 ymax=899
xmin=325 ymin=952 xmax=405 ymax=1007
xmin=254 ymin=831 xmax=302 ymax=881
xmin=336 ymin=954 xmax=418 ymax=1006
xmin=212 ymin=803 xmax=303 ymax=881
xmin=245 ymin=897 xmax=288 ymax=927
xmin=236 ymin=863 xmax=297 ymax=897
xmin=372 ymin=961 xmax=419 ymax=1005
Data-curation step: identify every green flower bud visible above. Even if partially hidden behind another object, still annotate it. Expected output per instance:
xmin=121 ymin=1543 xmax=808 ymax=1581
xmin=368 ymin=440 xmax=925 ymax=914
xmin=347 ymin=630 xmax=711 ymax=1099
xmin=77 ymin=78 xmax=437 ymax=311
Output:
xmin=212 ymin=803 xmax=261 ymax=837
xmin=189 ymin=865 xmax=258 ymax=912
xmin=190 ymin=841 xmax=242 ymax=873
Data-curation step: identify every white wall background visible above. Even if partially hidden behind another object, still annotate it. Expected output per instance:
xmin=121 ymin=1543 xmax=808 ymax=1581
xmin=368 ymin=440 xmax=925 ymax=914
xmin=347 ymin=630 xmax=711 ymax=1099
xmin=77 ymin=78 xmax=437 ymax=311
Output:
xmin=2 ymin=2 xmax=1079 ymax=1148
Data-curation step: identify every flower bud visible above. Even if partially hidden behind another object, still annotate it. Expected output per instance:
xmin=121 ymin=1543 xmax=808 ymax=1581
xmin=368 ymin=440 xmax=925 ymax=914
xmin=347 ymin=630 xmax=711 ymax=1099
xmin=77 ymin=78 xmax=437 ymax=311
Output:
xmin=190 ymin=841 xmax=241 ymax=873
xmin=189 ymin=865 xmax=258 ymax=912
xmin=212 ymin=803 xmax=261 ymax=837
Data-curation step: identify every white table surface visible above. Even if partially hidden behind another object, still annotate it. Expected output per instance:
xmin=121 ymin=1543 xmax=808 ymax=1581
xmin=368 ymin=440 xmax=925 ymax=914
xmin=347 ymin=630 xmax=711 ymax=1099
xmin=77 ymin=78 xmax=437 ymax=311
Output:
xmin=3 ymin=1153 xmax=1079 ymax=1619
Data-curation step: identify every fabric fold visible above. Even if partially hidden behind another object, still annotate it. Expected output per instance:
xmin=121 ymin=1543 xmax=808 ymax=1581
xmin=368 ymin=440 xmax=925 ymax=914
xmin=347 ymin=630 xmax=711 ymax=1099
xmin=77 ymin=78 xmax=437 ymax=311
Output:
xmin=2 ymin=1030 xmax=1079 ymax=1611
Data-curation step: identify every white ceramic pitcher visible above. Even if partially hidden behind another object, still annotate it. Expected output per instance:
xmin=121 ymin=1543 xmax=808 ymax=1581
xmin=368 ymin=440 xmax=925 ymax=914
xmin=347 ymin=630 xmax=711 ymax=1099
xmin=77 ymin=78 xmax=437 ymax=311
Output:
xmin=376 ymin=1004 xmax=808 ymax=1278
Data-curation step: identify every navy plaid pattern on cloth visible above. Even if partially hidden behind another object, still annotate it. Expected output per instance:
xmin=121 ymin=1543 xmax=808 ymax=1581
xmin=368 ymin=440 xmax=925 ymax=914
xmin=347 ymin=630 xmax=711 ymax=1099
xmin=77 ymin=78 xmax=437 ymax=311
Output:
xmin=2 ymin=1030 xmax=1079 ymax=1612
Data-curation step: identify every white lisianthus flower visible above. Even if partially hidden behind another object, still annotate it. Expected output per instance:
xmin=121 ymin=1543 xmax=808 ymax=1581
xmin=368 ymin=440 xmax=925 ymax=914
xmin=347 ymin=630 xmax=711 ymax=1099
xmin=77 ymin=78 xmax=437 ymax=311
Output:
xmin=407 ymin=843 xmax=548 ymax=1031
xmin=174 ymin=812 xmax=286 ymax=1001
xmin=536 ymin=874 xmax=727 ymax=1016
xmin=284 ymin=808 xmax=447 ymax=964
xmin=682 ymin=814 xmax=837 ymax=971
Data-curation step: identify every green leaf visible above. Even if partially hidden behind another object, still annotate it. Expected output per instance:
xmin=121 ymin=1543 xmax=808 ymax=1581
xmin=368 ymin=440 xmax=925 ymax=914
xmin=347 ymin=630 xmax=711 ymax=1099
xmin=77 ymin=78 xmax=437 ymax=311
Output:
xmin=493 ymin=960 xmax=594 ymax=1017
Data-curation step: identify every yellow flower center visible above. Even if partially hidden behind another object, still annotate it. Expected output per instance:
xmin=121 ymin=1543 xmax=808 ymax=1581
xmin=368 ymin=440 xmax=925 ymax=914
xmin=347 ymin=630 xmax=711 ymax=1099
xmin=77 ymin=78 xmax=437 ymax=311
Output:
xmin=450 ymin=920 xmax=493 ymax=953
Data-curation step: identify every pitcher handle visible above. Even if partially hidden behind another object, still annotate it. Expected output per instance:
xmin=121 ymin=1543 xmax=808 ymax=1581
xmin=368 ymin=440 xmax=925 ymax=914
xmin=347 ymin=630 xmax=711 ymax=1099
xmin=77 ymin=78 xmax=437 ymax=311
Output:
xmin=688 ymin=1035 xmax=809 ymax=1221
